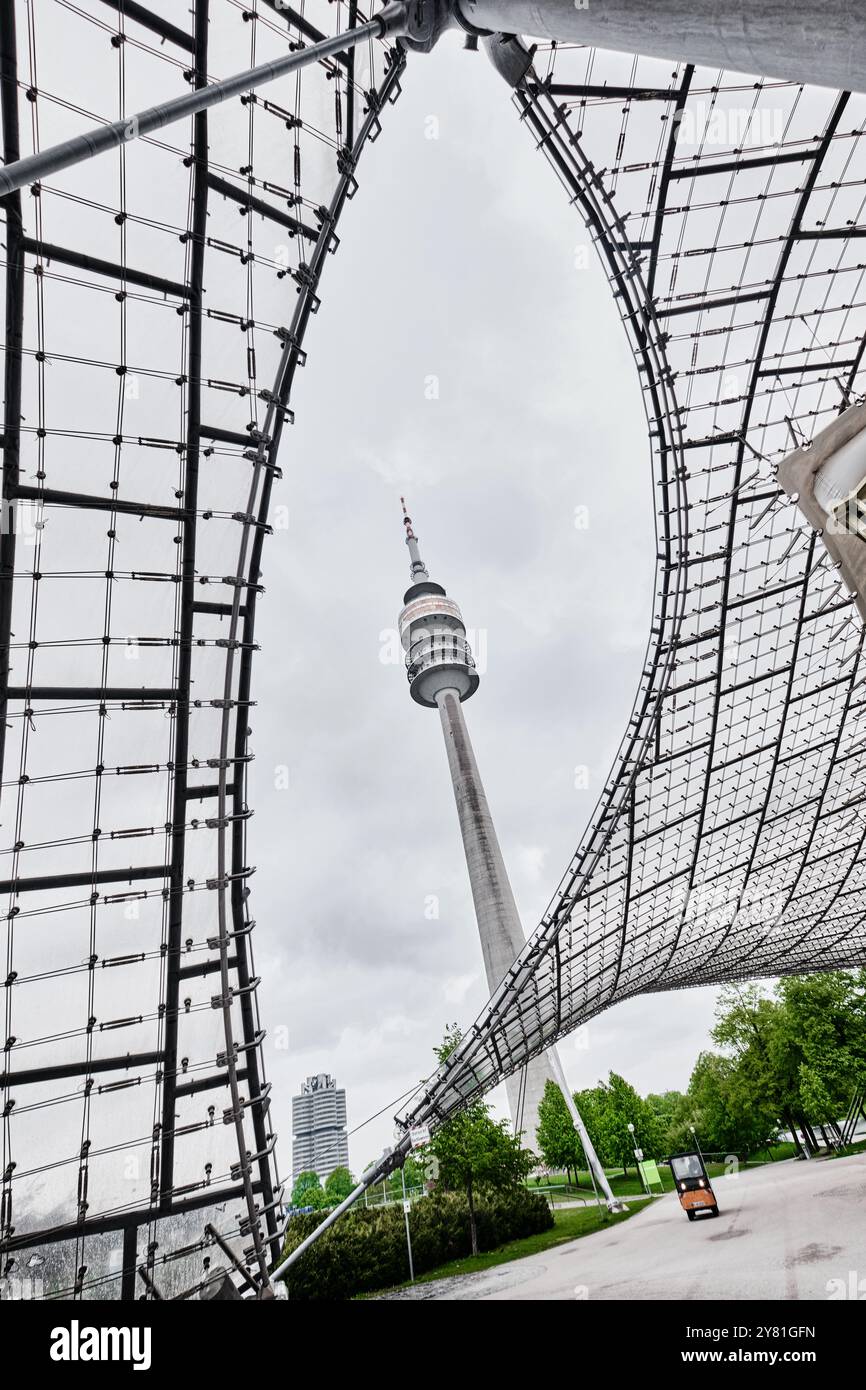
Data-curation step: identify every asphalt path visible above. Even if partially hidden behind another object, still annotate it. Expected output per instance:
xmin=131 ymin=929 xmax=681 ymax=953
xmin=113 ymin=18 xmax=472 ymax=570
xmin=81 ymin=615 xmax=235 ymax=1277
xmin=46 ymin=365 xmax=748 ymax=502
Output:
xmin=378 ymin=1153 xmax=866 ymax=1300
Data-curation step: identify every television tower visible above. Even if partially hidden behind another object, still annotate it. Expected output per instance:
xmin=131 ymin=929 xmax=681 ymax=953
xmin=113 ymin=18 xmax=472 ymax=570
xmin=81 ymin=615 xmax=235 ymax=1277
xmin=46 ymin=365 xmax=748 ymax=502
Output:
xmin=396 ymin=500 xmax=620 ymax=1207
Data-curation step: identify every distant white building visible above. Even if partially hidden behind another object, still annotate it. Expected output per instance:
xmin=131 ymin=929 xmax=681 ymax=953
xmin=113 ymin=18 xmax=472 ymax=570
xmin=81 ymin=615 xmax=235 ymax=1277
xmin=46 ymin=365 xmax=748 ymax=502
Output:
xmin=292 ymin=1074 xmax=349 ymax=1182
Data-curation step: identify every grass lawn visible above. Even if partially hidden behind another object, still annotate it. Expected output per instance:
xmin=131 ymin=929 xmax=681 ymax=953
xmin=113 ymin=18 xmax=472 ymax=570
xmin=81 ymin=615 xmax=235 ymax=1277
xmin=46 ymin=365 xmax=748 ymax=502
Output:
xmin=370 ymin=1200 xmax=651 ymax=1294
xmin=828 ymin=1136 xmax=866 ymax=1159
xmin=748 ymin=1141 xmax=799 ymax=1163
xmin=530 ymin=1143 xmax=799 ymax=1201
xmin=532 ymin=1165 xmax=719 ymax=1199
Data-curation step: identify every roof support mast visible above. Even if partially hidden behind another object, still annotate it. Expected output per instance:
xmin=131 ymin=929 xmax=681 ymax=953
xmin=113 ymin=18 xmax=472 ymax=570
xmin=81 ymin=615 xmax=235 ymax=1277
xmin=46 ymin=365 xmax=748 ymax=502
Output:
xmin=0 ymin=4 xmax=413 ymax=198
xmin=0 ymin=0 xmax=859 ymax=205
xmin=1 ymin=0 xmax=861 ymax=205
xmin=457 ymin=0 xmax=862 ymax=93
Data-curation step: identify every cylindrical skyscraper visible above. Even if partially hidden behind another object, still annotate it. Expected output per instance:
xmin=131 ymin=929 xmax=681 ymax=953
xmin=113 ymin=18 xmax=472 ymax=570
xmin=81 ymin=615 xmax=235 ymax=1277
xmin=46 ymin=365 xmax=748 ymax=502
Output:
xmin=396 ymin=500 xmax=552 ymax=1148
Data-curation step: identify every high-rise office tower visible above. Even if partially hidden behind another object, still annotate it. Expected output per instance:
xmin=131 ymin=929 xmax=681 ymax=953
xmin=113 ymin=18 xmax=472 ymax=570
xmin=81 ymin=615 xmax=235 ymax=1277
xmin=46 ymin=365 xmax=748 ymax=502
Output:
xmin=291 ymin=1074 xmax=349 ymax=1182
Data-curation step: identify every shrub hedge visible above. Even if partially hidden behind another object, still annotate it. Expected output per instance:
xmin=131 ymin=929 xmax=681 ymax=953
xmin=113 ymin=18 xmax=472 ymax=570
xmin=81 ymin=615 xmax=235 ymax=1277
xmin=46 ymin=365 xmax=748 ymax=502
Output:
xmin=278 ymin=1185 xmax=553 ymax=1300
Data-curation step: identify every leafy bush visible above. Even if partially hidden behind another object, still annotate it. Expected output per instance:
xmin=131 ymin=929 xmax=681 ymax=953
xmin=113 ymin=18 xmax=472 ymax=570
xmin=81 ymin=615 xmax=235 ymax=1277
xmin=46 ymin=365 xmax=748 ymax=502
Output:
xmin=278 ymin=1186 xmax=552 ymax=1300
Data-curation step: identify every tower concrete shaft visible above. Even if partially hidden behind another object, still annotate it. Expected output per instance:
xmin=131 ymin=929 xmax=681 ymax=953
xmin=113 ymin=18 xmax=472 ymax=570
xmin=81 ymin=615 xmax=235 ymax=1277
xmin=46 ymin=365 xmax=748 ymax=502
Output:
xmin=435 ymin=687 xmax=554 ymax=1145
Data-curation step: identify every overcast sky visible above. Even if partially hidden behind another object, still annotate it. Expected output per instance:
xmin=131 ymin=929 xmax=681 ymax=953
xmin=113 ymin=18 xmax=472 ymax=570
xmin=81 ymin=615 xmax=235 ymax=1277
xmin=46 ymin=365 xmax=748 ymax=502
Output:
xmin=247 ymin=31 xmax=722 ymax=1175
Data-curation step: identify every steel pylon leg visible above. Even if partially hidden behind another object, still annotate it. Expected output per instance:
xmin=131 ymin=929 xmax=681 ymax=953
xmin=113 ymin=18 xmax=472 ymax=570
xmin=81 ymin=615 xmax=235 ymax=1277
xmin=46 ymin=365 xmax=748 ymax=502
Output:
xmin=547 ymin=1046 xmax=624 ymax=1213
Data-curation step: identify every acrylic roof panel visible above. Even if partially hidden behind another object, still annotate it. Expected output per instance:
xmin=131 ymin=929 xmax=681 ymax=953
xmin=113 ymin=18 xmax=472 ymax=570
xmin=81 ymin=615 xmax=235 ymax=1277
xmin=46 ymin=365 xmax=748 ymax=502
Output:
xmin=3 ymin=3 xmax=866 ymax=1295
xmin=0 ymin=0 xmax=402 ymax=1298
xmin=402 ymin=45 xmax=866 ymax=1131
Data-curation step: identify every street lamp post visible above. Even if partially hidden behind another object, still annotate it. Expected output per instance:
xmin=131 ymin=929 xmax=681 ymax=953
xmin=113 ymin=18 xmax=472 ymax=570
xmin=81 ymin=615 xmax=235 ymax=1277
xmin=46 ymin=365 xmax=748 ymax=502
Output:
xmin=400 ymin=1168 xmax=415 ymax=1283
xmin=628 ymin=1122 xmax=648 ymax=1194
xmin=27 ymin=1253 xmax=44 ymax=1300
xmin=768 ymin=1121 xmax=783 ymax=1162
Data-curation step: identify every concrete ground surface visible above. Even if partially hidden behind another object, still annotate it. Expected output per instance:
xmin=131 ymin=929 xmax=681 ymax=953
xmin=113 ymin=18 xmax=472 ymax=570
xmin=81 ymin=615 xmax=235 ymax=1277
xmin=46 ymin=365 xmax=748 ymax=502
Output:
xmin=377 ymin=1153 xmax=866 ymax=1300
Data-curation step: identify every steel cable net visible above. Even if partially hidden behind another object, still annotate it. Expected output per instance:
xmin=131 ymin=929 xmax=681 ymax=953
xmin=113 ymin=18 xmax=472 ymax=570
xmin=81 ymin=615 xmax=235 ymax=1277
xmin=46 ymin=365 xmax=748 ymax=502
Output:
xmin=3 ymin=4 xmax=866 ymax=1296
xmin=402 ymin=43 xmax=866 ymax=1131
xmin=0 ymin=0 xmax=402 ymax=1299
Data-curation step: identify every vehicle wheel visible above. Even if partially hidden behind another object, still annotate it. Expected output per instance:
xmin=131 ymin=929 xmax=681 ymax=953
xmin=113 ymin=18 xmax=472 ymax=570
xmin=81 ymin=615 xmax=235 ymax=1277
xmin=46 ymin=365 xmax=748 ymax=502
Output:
xmin=687 ymin=1210 xmax=696 ymax=1221
xmin=711 ymin=1206 xmax=720 ymax=1217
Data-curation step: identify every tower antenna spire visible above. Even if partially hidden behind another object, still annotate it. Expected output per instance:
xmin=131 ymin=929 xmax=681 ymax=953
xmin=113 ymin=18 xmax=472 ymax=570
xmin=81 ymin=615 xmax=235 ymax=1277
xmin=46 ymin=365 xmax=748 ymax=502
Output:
xmin=400 ymin=496 xmax=430 ymax=583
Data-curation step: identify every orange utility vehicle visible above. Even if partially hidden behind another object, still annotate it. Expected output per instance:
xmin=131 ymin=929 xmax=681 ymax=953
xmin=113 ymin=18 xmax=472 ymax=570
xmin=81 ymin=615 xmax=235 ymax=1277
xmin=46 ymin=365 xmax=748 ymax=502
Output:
xmin=669 ymin=1151 xmax=719 ymax=1221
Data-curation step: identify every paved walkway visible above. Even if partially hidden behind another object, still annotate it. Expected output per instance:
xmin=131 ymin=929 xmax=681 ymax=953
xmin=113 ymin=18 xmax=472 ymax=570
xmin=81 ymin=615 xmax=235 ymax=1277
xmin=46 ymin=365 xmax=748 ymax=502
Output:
xmin=377 ymin=1153 xmax=866 ymax=1300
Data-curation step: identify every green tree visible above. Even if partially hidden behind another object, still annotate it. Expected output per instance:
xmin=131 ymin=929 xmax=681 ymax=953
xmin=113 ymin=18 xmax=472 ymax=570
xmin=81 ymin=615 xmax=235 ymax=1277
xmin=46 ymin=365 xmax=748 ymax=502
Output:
xmin=708 ymin=976 xmax=866 ymax=1154
xmin=609 ymin=1073 xmax=663 ymax=1171
xmin=710 ymin=980 xmax=860 ymax=1153
xmin=577 ymin=1073 xmax=662 ymax=1174
xmin=798 ymin=1066 xmax=836 ymax=1131
xmin=386 ymin=1153 xmax=426 ymax=1200
xmin=324 ymin=1166 xmax=355 ymax=1204
xmin=712 ymin=983 xmax=806 ymax=1151
xmin=673 ymin=1050 xmax=777 ymax=1157
xmin=291 ymin=1171 xmax=327 ymax=1209
xmin=425 ymin=1027 xmax=535 ymax=1254
xmin=573 ymin=1084 xmax=606 ymax=1159
xmin=536 ymin=1079 xmax=585 ymax=1178
xmin=404 ymin=1154 xmax=426 ymax=1189
xmin=645 ymin=1090 xmax=685 ymax=1150
xmin=774 ymin=972 xmax=866 ymax=1133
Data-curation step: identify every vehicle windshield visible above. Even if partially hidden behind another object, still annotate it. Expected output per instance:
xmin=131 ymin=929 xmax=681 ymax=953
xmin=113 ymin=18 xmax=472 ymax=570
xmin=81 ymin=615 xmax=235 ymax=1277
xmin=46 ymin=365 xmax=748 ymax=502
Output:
xmin=671 ymin=1154 xmax=703 ymax=1180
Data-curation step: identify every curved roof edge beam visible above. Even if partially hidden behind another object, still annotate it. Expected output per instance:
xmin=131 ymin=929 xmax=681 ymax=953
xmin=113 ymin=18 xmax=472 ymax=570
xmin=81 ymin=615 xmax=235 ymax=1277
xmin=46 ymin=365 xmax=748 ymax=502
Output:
xmin=456 ymin=0 xmax=864 ymax=93
xmin=779 ymin=401 xmax=866 ymax=623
